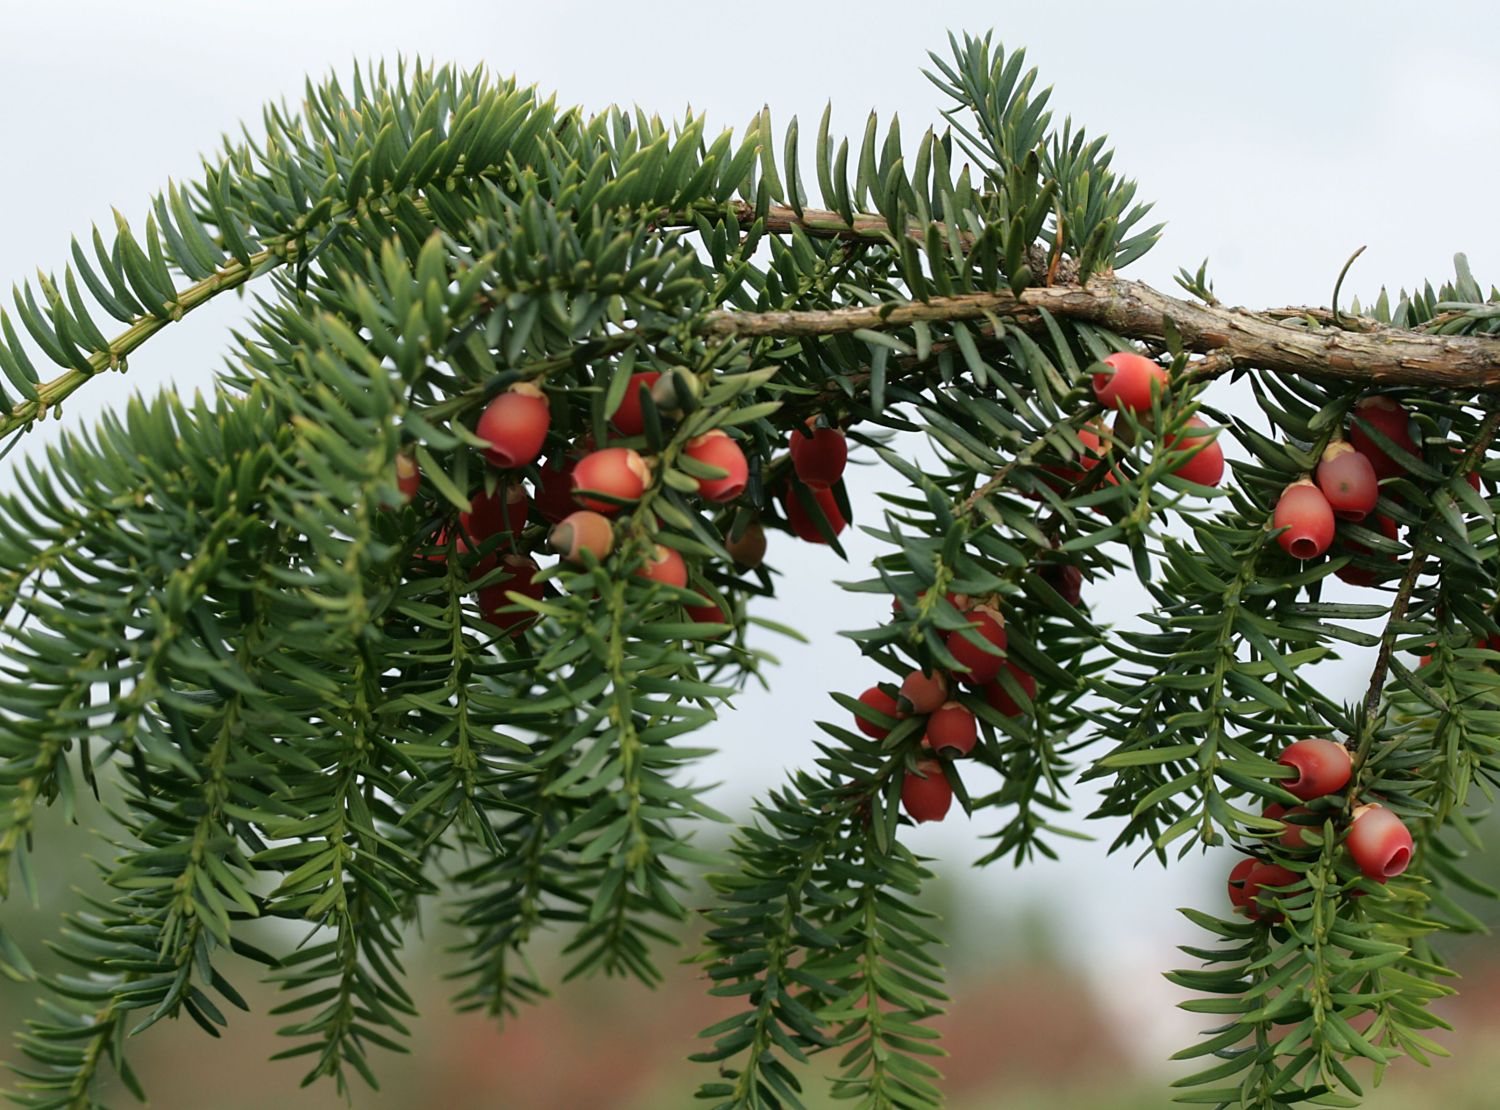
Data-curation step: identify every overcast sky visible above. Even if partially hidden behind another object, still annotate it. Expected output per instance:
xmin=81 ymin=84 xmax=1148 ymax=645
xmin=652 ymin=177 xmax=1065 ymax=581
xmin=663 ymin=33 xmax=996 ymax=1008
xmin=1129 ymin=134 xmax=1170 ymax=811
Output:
xmin=2 ymin=0 xmax=1497 ymax=1070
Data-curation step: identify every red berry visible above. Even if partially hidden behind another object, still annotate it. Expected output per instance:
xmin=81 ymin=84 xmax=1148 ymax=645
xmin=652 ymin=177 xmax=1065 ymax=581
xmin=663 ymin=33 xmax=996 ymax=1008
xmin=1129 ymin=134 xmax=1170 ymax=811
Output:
xmin=610 ymin=371 xmax=661 ymax=436
xmin=1040 ymin=421 xmax=1115 ymax=490
xmin=1227 ymin=858 xmax=1256 ymax=911
xmin=461 ymin=483 xmax=530 ymax=542
xmin=572 ymin=447 xmax=649 ymax=513
xmin=1346 ymin=804 xmax=1414 ymax=880
xmin=637 ymin=544 xmax=687 ymax=588
xmin=1347 ymin=396 xmax=1416 ymax=480
xmin=893 ymin=590 xmax=968 ymax=616
xmin=1093 ymin=351 xmax=1168 ymax=413
xmin=1277 ymin=739 xmax=1352 ymax=801
xmin=946 ymin=606 xmax=1008 ymax=685
xmin=534 ymin=456 xmax=578 ymax=524
xmin=982 ymin=661 xmax=1037 ymax=717
xmin=789 ymin=422 xmax=848 ymax=490
xmin=783 ymin=483 xmax=847 ymax=544
xmin=395 ymin=453 xmax=420 ymax=502
xmin=1077 ymin=423 xmax=1119 ymax=485
xmin=1276 ymin=805 xmax=1317 ymax=851
xmin=898 ymin=669 xmax=949 ymax=716
xmin=924 ymin=701 xmax=978 ymax=758
xmin=684 ymin=430 xmax=749 ymax=502
xmin=1041 ymin=562 xmax=1083 ymax=606
xmin=1315 ymin=442 xmax=1379 ymax=521
xmin=854 ymin=686 xmax=899 ymax=740
xmin=725 ymin=522 xmax=767 ymax=568
xmin=1242 ymin=862 xmax=1300 ymax=921
xmin=685 ymin=598 xmax=727 ymax=627
xmin=478 ymin=384 xmax=550 ymax=468
xmin=1273 ymin=480 xmax=1335 ymax=559
xmin=1334 ymin=513 xmax=1399 ymax=587
xmin=901 ymin=760 xmax=954 ymax=823
xmin=549 ymin=510 xmax=614 ymax=563
xmin=1166 ymin=416 xmax=1224 ymax=487
xmin=477 ymin=555 xmax=545 ymax=636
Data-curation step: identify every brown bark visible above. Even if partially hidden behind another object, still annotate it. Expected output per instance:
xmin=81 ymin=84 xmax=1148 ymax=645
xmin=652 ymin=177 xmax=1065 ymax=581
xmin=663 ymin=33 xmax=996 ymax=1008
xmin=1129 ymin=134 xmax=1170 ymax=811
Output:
xmin=702 ymin=205 xmax=1500 ymax=391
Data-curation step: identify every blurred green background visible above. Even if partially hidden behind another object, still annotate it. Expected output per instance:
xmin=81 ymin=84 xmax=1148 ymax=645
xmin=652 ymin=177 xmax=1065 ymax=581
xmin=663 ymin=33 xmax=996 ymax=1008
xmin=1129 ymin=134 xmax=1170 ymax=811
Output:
xmin=3 ymin=794 xmax=1499 ymax=1109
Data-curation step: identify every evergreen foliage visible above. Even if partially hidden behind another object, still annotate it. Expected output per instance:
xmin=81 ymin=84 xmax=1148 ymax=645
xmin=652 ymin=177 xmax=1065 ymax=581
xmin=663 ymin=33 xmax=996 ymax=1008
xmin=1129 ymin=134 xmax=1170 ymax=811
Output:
xmin=0 ymin=30 xmax=1495 ymax=1109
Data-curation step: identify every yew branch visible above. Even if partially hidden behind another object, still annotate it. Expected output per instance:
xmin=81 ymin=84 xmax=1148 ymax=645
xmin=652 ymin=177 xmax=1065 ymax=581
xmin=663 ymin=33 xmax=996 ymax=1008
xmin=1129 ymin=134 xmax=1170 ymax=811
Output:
xmin=703 ymin=204 xmax=1500 ymax=391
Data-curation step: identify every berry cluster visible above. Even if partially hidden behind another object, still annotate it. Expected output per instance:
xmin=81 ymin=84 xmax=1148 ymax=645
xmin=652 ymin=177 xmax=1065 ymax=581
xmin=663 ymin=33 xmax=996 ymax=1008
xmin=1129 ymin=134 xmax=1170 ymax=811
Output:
xmin=1270 ymin=395 xmax=1479 ymax=582
xmin=1226 ymin=739 xmax=1415 ymax=922
xmin=1089 ymin=351 xmax=1226 ymax=487
xmin=389 ymin=374 xmax=855 ymax=645
xmin=852 ymin=595 xmax=1039 ymax=824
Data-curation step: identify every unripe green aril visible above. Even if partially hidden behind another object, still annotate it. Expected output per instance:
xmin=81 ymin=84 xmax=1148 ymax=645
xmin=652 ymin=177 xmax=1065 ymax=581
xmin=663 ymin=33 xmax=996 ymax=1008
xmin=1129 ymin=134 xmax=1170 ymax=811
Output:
xmin=650 ymin=367 xmax=700 ymax=416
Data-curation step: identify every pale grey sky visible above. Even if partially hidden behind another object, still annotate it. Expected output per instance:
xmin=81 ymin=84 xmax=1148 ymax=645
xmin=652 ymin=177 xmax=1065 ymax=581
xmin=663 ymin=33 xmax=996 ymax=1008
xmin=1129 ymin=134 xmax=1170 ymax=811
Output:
xmin=2 ymin=0 xmax=1496 ymax=1069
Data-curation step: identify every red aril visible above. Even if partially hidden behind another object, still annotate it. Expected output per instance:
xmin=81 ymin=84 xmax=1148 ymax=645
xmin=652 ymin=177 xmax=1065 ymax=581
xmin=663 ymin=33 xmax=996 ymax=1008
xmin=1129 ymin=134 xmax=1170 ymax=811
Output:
xmin=789 ymin=422 xmax=848 ymax=490
xmin=478 ymin=384 xmax=550 ymax=468
xmin=1277 ymin=739 xmax=1352 ymax=801
xmin=1273 ymin=480 xmax=1335 ymax=559
xmin=783 ymin=483 xmax=847 ymax=543
xmin=901 ymin=761 xmax=954 ymax=823
xmin=610 ymin=371 xmax=661 ymax=436
xmin=898 ymin=669 xmax=950 ymax=716
xmin=1348 ymin=396 xmax=1417 ymax=480
xmin=924 ymin=702 xmax=978 ymax=758
xmin=854 ymin=685 xmax=900 ymax=740
xmin=684 ymin=430 xmax=748 ymax=502
xmin=572 ymin=447 xmax=649 ymax=513
xmin=1315 ymin=442 xmax=1379 ymax=521
xmin=637 ymin=544 xmax=687 ymax=588
xmin=1167 ymin=416 xmax=1224 ymax=487
xmin=1347 ymin=804 xmax=1414 ymax=880
xmin=946 ymin=605 xmax=1008 ymax=685
xmin=1093 ymin=351 xmax=1168 ymax=413
xmin=982 ymin=661 xmax=1037 ymax=717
